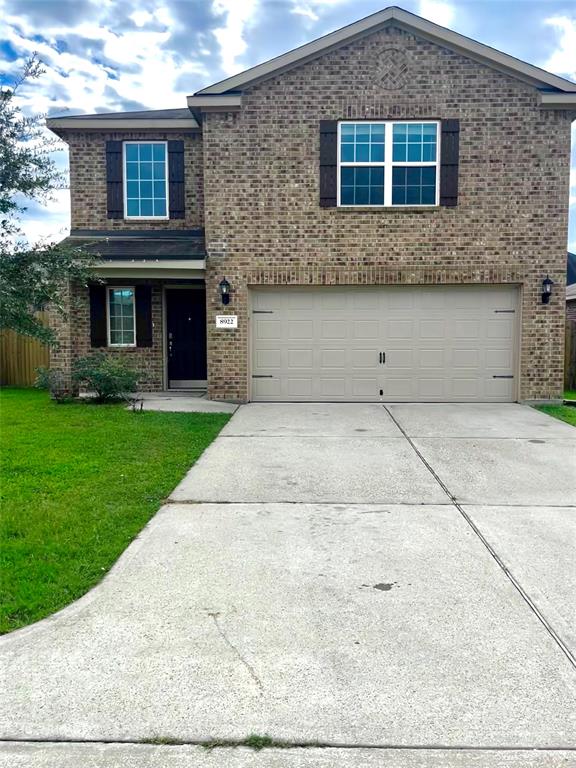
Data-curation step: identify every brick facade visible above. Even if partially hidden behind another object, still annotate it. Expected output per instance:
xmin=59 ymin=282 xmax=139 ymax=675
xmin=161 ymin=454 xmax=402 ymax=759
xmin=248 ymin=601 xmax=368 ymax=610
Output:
xmin=68 ymin=131 xmax=203 ymax=230
xmin=51 ymin=280 xmax=166 ymax=393
xmin=203 ymin=26 xmax=573 ymax=401
xmin=52 ymin=24 xmax=574 ymax=402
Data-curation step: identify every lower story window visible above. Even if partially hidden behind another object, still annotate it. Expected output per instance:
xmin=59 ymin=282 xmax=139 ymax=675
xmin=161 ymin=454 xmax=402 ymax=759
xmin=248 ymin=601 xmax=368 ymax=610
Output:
xmin=108 ymin=287 xmax=135 ymax=346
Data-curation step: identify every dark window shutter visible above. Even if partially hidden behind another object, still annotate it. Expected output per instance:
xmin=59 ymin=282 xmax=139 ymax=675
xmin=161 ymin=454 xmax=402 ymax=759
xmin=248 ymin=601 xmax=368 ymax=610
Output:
xmin=135 ymin=285 xmax=153 ymax=347
xmin=89 ymin=285 xmax=107 ymax=347
xmin=319 ymin=120 xmax=338 ymax=208
xmin=440 ymin=119 xmax=460 ymax=207
xmin=168 ymin=140 xmax=185 ymax=219
xmin=106 ymin=140 xmax=123 ymax=219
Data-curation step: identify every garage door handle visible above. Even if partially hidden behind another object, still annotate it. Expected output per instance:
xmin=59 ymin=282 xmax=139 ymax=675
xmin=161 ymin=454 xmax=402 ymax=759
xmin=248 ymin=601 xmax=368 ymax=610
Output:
xmin=379 ymin=352 xmax=386 ymax=365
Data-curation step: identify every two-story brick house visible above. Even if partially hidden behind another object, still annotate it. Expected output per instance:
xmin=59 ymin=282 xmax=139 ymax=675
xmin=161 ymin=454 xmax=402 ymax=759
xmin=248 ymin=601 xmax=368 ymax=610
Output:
xmin=47 ymin=6 xmax=576 ymax=403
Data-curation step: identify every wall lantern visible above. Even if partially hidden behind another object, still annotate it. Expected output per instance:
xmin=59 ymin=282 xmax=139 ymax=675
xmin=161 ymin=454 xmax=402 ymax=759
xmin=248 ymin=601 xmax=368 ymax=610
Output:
xmin=219 ymin=278 xmax=231 ymax=306
xmin=541 ymin=276 xmax=554 ymax=305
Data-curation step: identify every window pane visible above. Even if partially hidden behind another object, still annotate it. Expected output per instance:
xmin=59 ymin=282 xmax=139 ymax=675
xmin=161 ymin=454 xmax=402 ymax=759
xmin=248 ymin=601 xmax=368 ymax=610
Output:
xmin=153 ymin=143 xmax=166 ymax=161
xmin=341 ymin=124 xmax=355 ymax=140
xmin=407 ymin=124 xmax=422 ymax=141
xmin=126 ymin=199 xmax=139 ymax=216
xmin=139 ymin=144 xmax=153 ymax=161
xmin=341 ymin=167 xmax=354 ymax=185
xmin=127 ymin=181 xmax=138 ymax=199
xmin=140 ymin=199 xmax=153 ymax=216
xmin=140 ymin=162 xmax=152 ymax=179
xmin=371 ymin=124 xmax=385 ymax=141
xmin=341 ymin=185 xmax=354 ymax=205
xmin=153 ymin=199 xmax=167 ymax=217
xmin=355 ymin=124 xmax=370 ymax=141
xmin=153 ymin=162 xmax=165 ymax=179
xmin=422 ymin=123 xmax=437 ymax=137
xmin=154 ymin=181 xmax=166 ymax=198
xmin=393 ymin=124 xmax=406 ymax=139
xmin=393 ymin=144 xmax=406 ymax=162
xmin=407 ymin=144 xmax=422 ymax=162
xmin=140 ymin=180 xmax=153 ymax=198
xmin=369 ymin=185 xmax=384 ymax=205
xmin=126 ymin=162 xmax=138 ymax=180
xmin=355 ymin=143 xmax=369 ymax=162
xmin=355 ymin=186 xmax=369 ymax=205
xmin=422 ymin=144 xmax=436 ymax=162
xmin=125 ymin=144 xmax=138 ymax=161
xmin=392 ymin=186 xmax=406 ymax=205
xmin=355 ymin=167 xmax=370 ymax=185
xmin=341 ymin=144 xmax=354 ymax=162
xmin=370 ymin=143 xmax=384 ymax=162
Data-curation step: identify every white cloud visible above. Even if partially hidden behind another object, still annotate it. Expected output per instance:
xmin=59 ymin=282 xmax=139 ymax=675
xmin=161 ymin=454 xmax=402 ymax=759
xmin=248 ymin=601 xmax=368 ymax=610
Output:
xmin=212 ymin=0 xmax=259 ymax=76
xmin=291 ymin=0 xmax=349 ymax=24
xmin=418 ymin=0 xmax=456 ymax=28
xmin=543 ymin=15 xmax=576 ymax=81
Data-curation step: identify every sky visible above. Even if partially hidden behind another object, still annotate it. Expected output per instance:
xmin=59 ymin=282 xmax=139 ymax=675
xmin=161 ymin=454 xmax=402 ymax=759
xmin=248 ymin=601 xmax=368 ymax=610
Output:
xmin=1 ymin=0 xmax=575 ymax=251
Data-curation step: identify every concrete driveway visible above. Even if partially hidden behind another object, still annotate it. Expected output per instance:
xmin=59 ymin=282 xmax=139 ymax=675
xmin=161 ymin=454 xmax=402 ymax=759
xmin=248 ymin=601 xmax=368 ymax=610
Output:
xmin=1 ymin=403 xmax=575 ymax=767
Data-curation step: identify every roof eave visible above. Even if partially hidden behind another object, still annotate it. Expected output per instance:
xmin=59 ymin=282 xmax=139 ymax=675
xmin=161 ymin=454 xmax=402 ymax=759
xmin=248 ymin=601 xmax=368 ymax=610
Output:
xmin=46 ymin=118 xmax=200 ymax=138
xmin=193 ymin=6 xmax=576 ymax=97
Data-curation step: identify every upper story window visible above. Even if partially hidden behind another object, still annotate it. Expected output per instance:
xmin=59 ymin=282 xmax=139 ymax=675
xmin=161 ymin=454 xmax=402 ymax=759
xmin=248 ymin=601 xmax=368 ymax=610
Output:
xmin=338 ymin=121 xmax=439 ymax=207
xmin=124 ymin=142 xmax=168 ymax=219
xmin=107 ymin=287 xmax=136 ymax=346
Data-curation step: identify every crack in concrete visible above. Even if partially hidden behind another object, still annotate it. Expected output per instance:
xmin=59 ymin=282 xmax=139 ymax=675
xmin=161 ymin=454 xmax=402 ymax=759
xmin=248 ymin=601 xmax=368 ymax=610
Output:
xmin=207 ymin=612 xmax=264 ymax=694
xmin=381 ymin=405 xmax=576 ymax=671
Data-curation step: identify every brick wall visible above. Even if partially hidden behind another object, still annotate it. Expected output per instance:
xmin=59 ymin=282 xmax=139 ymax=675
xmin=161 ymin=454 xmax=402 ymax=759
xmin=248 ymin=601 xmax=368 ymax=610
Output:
xmin=203 ymin=25 xmax=573 ymax=402
xmin=67 ymin=131 xmax=203 ymax=230
xmin=50 ymin=280 xmax=166 ymax=392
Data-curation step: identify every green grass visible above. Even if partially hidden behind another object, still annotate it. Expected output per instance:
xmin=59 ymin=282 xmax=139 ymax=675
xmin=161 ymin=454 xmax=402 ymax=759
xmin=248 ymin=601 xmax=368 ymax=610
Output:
xmin=0 ymin=388 xmax=230 ymax=634
xmin=565 ymin=390 xmax=576 ymax=401
xmin=536 ymin=404 xmax=576 ymax=426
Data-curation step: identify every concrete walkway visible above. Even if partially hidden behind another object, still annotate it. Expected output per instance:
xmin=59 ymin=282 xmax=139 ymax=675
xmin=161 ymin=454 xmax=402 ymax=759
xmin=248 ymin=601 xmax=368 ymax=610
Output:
xmin=1 ymin=403 xmax=575 ymax=767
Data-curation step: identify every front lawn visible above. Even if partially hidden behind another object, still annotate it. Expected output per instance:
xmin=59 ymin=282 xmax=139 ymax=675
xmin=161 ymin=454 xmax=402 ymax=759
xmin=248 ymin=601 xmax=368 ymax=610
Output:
xmin=0 ymin=388 xmax=230 ymax=634
xmin=536 ymin=404 xmax=576 ymax=427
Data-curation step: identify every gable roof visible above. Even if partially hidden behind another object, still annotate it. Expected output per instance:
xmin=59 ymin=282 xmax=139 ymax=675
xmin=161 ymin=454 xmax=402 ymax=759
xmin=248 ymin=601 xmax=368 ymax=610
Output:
xmin=192 ymin=5 xmax=576 ymax=101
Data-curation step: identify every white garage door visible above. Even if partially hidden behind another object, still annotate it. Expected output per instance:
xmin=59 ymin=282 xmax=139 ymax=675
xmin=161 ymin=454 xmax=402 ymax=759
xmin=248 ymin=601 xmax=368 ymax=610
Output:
xmin=251 ymin=286 xmax=519 ymax=402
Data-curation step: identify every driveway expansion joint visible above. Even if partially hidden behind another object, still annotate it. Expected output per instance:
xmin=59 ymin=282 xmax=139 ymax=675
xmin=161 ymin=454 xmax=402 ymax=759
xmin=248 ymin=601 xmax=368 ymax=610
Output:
xmin=382 ymin=405 xmax=576 ymax=671
xmin=1 ymin=738 xmax=575 ymax=752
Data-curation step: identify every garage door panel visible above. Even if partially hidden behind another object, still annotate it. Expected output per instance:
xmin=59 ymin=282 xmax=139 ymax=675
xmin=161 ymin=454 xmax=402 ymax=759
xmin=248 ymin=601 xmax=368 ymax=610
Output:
xmin=353 ymin=320 xmax=379 ymax=339
xmin=251 ymin=286 xmax=518 ymax=402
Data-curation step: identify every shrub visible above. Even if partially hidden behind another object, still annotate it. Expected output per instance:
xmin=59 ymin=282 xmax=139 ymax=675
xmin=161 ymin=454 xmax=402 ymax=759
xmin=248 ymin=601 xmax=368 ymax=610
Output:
xmin=72 ymin=352 xmax=139 ymax=402
xmin=34 ymin=367 xmax=72 ymax=402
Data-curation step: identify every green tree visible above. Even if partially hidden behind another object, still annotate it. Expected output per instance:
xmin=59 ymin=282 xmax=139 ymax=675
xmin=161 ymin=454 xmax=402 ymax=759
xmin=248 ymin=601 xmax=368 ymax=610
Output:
xmin=0 ymin=54 xmax=94 ymax=344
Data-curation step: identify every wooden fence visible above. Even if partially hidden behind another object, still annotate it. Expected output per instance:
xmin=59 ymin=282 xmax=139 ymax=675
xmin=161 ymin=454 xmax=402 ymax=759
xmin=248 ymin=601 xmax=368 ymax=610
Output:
xmin=0 ymin=313 xmax=50 ymax=387
xmin=566 ymin=319 xmax=576 ymax=391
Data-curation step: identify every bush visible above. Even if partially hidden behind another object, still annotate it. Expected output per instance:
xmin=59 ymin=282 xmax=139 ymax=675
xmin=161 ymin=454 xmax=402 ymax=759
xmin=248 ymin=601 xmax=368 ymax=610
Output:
xmin=72 ymin=352 xmax=139 ymax=402
xmin=34 ymin=367 xmax=72 ymax=402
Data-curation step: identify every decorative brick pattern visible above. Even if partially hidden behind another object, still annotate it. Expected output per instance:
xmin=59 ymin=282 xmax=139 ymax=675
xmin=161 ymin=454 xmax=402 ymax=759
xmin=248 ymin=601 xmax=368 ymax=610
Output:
xmin=68 ymin=131 xmax=203 ymax=230
xmin=203 ymin=26 xmax=573 ymax=402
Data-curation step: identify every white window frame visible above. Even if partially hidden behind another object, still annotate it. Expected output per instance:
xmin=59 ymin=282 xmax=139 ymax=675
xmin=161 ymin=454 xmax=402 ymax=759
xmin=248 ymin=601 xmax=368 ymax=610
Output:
xmin=123 ymin=141 xmax=169 ymax=220
xmin=337 ymin=120 xmax=441 ymax=208
xmin=107 ymin=286 xmax=136 ymax=347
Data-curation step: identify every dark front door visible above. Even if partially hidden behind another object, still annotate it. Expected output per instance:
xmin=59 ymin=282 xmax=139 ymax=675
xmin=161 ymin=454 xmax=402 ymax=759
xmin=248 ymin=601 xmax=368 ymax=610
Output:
xmin=166 ymin=288 xmax=207 ymax=387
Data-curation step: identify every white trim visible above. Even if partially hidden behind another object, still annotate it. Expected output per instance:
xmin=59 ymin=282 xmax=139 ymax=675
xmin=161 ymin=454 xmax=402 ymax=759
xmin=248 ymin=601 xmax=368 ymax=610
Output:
xmin=46 ymin=118 xmax=199 ymax=131
xmin=195 ymin=7 xmax=576 ymax=96
xmin=337 ymin=120 xmax=440 ymax=208
xmin=539 ymin=93 xmax=576 ymax=109
xmin=123 ymin=141 xmax=169 ymax=221
xmin=106 ymin=285 xmax=136 ymax=347
xmin=186 ymin=95 xmax=242 ymax=110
